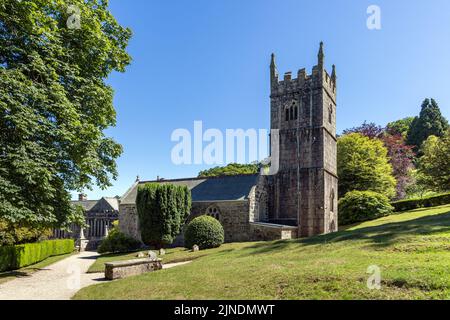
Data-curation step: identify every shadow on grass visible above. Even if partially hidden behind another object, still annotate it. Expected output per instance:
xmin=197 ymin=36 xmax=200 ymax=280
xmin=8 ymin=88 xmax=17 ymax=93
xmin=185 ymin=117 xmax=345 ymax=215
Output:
xmin=242 ymin=210 xmax=450 ymax=255
xmin=0 ymin=270 xmax=31 ymax=280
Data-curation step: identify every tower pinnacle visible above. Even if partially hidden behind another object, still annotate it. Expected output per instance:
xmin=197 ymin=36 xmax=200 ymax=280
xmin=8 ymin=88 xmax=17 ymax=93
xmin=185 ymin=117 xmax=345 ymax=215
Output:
xmin=270 ymin=53 xmax=279 ymax=87
xmin=331 ymin=64 xmax=336 ymax=83
xmin=318 ymin=42 xmax=324 ymax=68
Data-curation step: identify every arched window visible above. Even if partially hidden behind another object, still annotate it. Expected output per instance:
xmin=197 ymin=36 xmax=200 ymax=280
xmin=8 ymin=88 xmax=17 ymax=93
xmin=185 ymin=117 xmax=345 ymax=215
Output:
xmin=294 ymin=106 xmax=298 ymax=120
xmin=206 ymin=206 xmax=220 ymax=220
xmin=285 ymin=108 xmax=289 ymax=121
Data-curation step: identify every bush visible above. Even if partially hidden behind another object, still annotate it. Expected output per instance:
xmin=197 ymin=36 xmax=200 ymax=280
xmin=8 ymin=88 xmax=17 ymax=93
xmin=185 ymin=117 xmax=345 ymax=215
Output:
xmin=184 ymin=215 xmax=224 ymax=250
xmin=0 ymin=219 xmax=52 ymax=246
xmin=137 ymin=183 xmax=191 ymax=248
xmin=0 ymin=239 xmax=74 ymax=272
xmin=338 ymin=191 xmax=394 ymax=225
xmin=391 ymin=192 xmax=450 ymax=212
xmin=97 ymin=230 xmax=141 ymax=254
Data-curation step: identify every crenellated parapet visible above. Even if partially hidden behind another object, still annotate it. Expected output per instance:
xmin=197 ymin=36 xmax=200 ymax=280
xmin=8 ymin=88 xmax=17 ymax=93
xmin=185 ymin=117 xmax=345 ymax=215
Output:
xmin=270 ymin=43 xmax=336 ymax=101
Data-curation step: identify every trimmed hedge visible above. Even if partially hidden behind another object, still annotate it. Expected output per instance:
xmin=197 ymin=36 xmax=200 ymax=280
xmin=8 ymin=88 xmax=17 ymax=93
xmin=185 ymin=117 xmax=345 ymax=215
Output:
xmin=0 ymin=239 xmax=74 ymax=272
xmin=392 ymin=192 xmax=450 ymax=212
xmin=184 ymin=215 xmax=224 ymax=250
xmin=338 ymin=191 xmax=394 ymax=225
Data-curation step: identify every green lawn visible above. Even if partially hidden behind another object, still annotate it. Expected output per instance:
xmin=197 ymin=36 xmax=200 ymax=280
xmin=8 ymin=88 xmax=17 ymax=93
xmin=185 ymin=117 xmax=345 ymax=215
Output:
xmin=0 ymin=252 xmax=75 ymax=285
xmin=74 ymin=204 xmax=450 ymax=300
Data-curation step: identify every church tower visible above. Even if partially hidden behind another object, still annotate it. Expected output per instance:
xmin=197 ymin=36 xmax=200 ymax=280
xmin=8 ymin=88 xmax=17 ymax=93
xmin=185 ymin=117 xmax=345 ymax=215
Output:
xmin=268 ymin=43 xmax=338 ymax=237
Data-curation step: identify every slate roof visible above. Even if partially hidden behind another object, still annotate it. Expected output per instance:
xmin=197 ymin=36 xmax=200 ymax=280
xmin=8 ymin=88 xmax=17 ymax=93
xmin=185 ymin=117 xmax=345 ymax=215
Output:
xmin=120 ymin=174 xmax=259 ymax=205
xmin=72 ymin=197 xmax=119 ymax=212
xmin=71 ymin=200 xmax=98 ymax=211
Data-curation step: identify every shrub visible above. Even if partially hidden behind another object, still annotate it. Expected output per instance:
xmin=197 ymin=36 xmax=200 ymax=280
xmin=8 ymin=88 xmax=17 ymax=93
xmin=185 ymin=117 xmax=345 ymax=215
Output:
xmin=184 ymin=215 xmax=224 ymax=250
xmin=97 ymin=231 xmax=141 ymax=254
xmin=391 ymin=192 xmax=450 ymax=212
xmin=338 ymin=191 xmax=394 ymax=225
xmin=137 ymin=183 xmax=191 ymax=248
xmin=0 ymin=219 xmax=51 ymax=246
xmin=0 ymin=239 xmax=74 ymax=272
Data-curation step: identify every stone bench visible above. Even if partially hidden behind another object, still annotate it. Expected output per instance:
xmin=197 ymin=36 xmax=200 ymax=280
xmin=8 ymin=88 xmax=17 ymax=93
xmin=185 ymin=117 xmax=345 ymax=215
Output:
xmin=105 ymin=258 xmax=163 ymax=280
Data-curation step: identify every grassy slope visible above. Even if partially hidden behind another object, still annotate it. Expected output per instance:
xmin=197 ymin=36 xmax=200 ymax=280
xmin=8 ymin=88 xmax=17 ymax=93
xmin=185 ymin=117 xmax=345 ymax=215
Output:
xmin=74 ymin=204 xmax=450 ymax=300
xmin=0 ymin=252 xmax=75 ymax=285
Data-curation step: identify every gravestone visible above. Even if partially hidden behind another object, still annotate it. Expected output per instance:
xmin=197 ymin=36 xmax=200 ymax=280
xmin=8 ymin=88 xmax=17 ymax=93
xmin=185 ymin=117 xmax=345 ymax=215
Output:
xmin=148 ymin=251 xmax=158 ymax=261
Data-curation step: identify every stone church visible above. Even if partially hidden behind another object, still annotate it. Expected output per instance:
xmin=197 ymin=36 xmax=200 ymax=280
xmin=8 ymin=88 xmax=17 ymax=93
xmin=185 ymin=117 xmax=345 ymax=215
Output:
xmin=119 ymin=43 xmax=338 ymax=244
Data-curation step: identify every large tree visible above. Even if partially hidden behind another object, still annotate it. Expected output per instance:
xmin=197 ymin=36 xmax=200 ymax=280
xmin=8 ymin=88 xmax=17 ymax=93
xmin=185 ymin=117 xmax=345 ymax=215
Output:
xmin=380 ymin=134 xmax=415 ymax=200
xmin=342 ymin=121 xmax=384 ymax=139
xmin=0 ymin=0 xmax=131 ymax=228
xmin=417 ymin=130 xmax=450 ymax=192
xmin=198 ymin=163 xmax=259 ymax=177
xmin=137 ymin=183 xmax=192 ymax=249
xmin=337 ymin=133 xmax=396 ymax=198
xmin=386 ymin=117 xmax=414 ymax=138
xmin=407 ymin=98 xmax=449 ymax=151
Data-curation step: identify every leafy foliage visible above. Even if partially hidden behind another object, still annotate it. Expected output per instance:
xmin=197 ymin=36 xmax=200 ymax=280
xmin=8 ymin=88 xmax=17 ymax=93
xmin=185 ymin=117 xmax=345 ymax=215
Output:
xmin=198 ymin=163 xmax=259 ymax=177
xmin=342 ymin=121 xmax=384 ymax=139
xmin=0 ymin=239 xmax=74 ymax=272
xmin=0 ymin=219 xmax=51 ymax=246
xmin=417 ymin=130 xmax=450 ymax=192
xmin=338 ymin=191 xmax=393 ymax=225
xmin=337 ymin=133 xmax=396 ymax=198
xmin=0 ymin=0 xmax=131 ymax=227
xmin=386 ymin=117 xmax=414 ymax=137
xmin=97 ymin=228 xmax=141 ymax=254
xmin=407 ymin=99 xmax=449 ymax=151
xmin=380 ymin=134 xmax=415 ymax=199
xmin=137 ymin=183 xmax=191 ymax=248
xmin=184 ymin=215 xmax=224 ymax=249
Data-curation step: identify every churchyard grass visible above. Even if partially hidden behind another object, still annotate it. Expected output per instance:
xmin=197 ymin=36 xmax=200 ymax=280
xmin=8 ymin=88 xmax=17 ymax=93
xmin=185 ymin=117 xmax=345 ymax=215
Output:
xmin=75 ymin=204 xmax=450 ymax=299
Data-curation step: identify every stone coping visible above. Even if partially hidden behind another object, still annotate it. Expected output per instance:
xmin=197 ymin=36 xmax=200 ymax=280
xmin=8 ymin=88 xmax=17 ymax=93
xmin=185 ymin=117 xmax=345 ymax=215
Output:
xmin=250 ymin=222 xmax=298 ymax=230
xmin=105 ymin=258 xmax=162 ymax=268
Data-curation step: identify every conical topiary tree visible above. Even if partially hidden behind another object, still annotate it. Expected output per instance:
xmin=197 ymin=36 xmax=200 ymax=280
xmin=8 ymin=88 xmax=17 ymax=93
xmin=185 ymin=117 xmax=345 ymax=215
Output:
xmin=407 ymin=98 xmax=449 ymax=151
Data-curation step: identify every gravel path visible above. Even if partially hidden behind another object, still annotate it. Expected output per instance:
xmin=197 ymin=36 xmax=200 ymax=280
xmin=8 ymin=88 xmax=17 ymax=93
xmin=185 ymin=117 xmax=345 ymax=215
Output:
xmin=0 ymin=251 xmax=104 ymax=300
xmin=0 ymin=252 xmax=193 ymax=300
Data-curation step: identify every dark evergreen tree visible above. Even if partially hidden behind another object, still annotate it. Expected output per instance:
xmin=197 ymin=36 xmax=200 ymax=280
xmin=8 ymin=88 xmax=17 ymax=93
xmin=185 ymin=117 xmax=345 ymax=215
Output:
xmin=407 ymin=99 xmax=449 ymax=151
xmin=137 ymin=183 xmax=192 ymax=249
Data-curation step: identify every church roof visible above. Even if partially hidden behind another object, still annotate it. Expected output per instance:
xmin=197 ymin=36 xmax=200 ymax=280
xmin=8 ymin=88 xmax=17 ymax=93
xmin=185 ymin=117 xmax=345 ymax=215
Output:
xmin=120 ymin=174 xmax=259 ymax=205
xmin=72 ymin=197 xmax=119 ymax=212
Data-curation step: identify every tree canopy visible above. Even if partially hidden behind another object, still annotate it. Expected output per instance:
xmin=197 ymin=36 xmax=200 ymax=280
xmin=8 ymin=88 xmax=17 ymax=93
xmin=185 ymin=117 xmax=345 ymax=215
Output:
xmin=0 ymin=0 xmax=131 ymax=227
xmin=407 ymin=99 xmax=449 ymax=151
xmin=386 ymin=117 xmax=414 ymax=137
xmin=198 ymin=163 xmax=259 ymax=177
xmin=337 ymin=133 xmax=396 ymax=198
xmin=417 ymin=130 xmax=450 ymax=192
xmin=137 ymin=183 xmax=192 ymax=249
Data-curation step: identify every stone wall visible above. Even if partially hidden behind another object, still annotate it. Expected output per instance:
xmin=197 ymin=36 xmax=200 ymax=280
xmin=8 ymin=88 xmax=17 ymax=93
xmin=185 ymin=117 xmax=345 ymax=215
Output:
xmin=190 ymin=201 xmax=251 ymax=243
xmin=119 ymin=200 xmax=252 ymax=246
xmin=118 ymin=203 xmax=142 ymax=242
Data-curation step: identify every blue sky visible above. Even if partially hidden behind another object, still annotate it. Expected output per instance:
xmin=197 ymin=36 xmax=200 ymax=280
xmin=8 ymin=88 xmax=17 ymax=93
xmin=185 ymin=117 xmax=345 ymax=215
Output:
xmin=74 ymin=0 xmax=450 ymax=200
